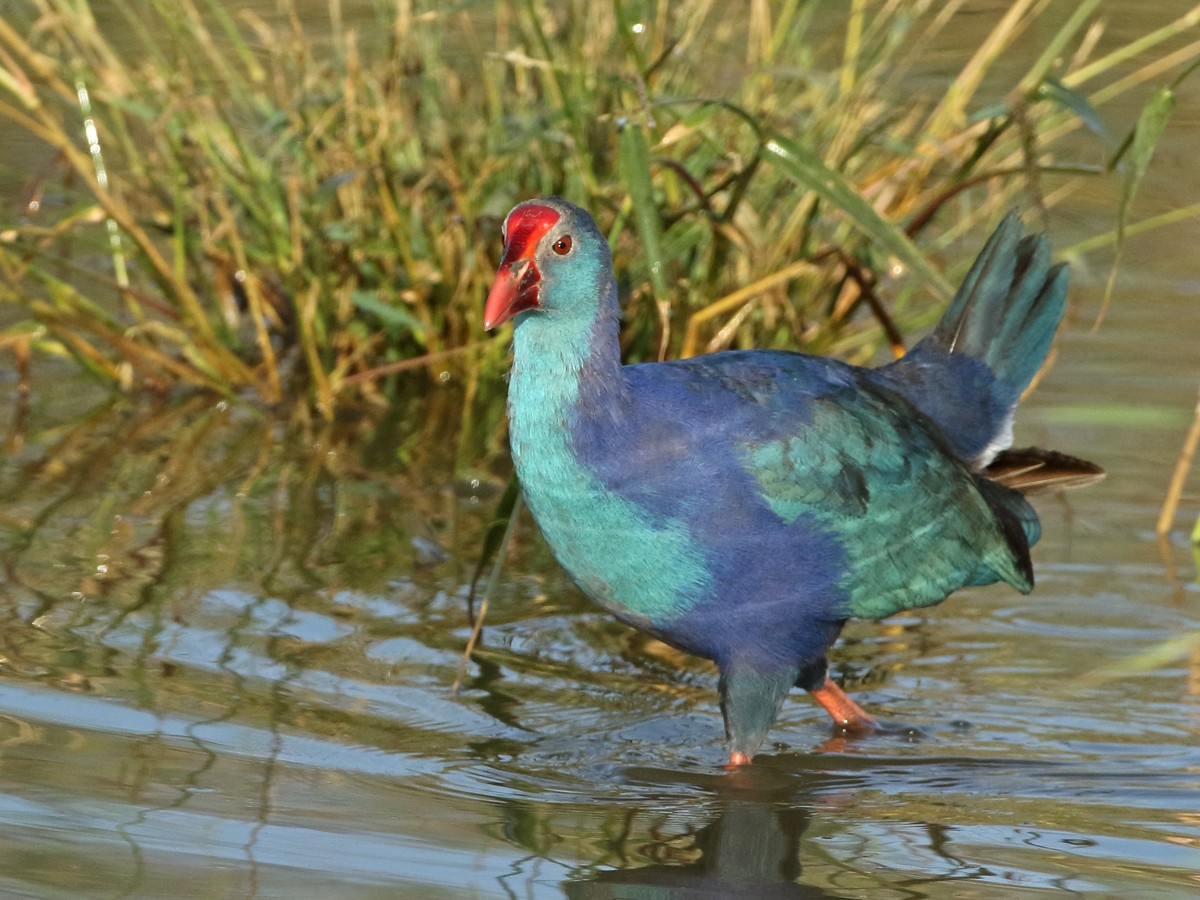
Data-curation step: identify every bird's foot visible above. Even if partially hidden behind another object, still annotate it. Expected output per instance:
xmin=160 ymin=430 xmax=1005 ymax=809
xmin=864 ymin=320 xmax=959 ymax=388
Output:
xmin=809 ymin=676 xmax=876 ymax=734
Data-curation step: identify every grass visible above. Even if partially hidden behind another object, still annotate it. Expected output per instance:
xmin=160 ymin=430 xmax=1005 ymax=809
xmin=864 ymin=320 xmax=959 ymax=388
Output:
xmin=0 ymin=0 xmax=1198 ymax=429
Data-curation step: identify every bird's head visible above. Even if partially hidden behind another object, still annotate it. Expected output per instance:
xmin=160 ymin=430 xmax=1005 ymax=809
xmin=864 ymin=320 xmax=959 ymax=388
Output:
xmin=484 ymin=197 xmax=611 ymax=331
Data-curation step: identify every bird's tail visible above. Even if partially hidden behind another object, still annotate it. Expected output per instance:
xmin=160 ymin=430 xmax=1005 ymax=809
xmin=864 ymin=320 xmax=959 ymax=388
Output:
xmin=871 ymin=213 xmax=1068 ymax=467
xmin=984 ymin=446 xmax=1106 ymax=494
xmin=963 ymin=446 xmax=1105 ymax=591
xmin=932 ymin=213 xmax=1067 ymax=406
xmin=872 ymin=215 xmax=1103 ymax=579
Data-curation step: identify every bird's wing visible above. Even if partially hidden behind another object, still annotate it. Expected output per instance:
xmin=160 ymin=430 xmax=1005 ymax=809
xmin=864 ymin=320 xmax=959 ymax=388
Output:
xmin=607 ymin=350 xmax=1034 ymax=620
xmin=735 ymin=368 xmax=1033 ymax=618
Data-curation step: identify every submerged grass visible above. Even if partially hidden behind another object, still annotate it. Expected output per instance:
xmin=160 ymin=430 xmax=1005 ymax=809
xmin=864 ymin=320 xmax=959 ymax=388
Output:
xmin=0 ymin=0 xmax=1198 ymax=420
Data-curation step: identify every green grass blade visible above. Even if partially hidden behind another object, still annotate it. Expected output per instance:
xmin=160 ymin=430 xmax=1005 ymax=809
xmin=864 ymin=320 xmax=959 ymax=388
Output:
xmin=1038 ymin=77 xmax=1111 ymax=146
xmin=1081 ymin=631 xmax=1200 ymax=684
xmin=1095 ymin=85 xmax=1175 ymax=330
xmin=467 ymin=475 xmax=522 ymax=610
xmin=619 ymin=120 xmax=670 ymax=303
xmin=351 ymin=290 xmax=428 ymax=339
xmin=1016 ymin=0 xmax=1103 ymax=96
xmin=761 ymin=133 xmax=953 ymax=300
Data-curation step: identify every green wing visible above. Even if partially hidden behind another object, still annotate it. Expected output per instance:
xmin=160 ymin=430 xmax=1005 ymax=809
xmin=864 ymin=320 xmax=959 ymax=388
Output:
xmin=740 ymin=385 xmax=1033 ymax=620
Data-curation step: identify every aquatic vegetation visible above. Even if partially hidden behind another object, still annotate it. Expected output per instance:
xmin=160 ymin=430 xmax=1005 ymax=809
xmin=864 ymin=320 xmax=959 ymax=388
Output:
xmin=0 ymin=0 xmax=1196 ymax=417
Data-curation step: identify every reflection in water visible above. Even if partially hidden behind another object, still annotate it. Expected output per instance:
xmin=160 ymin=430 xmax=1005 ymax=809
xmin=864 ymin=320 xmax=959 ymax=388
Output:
xmin=563 ymin=767 xmax=836 ymax=899
xmin=0 ymin=388 xmax=507 ymax=895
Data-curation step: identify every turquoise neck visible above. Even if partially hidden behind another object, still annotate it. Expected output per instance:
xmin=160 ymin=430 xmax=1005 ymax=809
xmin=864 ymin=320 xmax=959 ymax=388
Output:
xmin=504 ymin=278 xmax=710 ymax=622
xmin=508 ymin=277 xmax=625 ymax=417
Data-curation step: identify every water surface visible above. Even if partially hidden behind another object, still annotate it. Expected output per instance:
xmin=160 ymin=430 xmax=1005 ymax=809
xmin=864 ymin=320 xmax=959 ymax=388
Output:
xmin=1 ymin=3 xmax=1199 ymax=898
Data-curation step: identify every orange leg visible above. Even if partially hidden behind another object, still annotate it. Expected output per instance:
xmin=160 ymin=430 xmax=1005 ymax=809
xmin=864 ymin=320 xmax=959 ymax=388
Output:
xmin=809 ymin=676 xmax=876 ymax=732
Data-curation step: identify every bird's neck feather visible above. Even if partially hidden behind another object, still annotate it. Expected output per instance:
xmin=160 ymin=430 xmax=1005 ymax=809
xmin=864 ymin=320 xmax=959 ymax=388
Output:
xmin=508 ymin=274 xmax=626 ymax=423
xmin=505 ymin=274 xmax=707 ymax=624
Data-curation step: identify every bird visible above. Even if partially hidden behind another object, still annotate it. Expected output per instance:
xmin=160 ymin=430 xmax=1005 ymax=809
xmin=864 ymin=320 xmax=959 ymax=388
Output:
xmin=484 ymin=197 xmax=1103 ymax=767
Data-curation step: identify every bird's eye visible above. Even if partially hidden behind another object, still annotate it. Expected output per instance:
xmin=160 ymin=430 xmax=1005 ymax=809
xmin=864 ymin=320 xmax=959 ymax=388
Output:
xmin=552 ymin=235 xmax=572 ymax=255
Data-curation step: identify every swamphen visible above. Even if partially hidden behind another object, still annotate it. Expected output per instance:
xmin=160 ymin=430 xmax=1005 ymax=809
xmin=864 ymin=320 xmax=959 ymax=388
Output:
xmin=485 ymin=197 xmax=1102 ymax=766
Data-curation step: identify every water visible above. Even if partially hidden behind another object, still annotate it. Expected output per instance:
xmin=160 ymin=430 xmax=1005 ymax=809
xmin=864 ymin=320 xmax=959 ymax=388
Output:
xmin=2 ymin=3 xmax=1200 ymax=898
